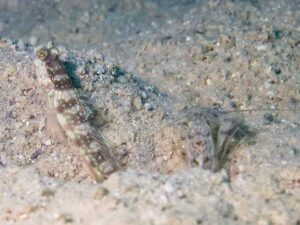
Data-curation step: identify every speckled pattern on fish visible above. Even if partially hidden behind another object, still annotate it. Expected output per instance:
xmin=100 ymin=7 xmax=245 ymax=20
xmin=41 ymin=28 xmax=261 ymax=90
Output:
xmin=35 ymin=46 xmax=120 ymax=182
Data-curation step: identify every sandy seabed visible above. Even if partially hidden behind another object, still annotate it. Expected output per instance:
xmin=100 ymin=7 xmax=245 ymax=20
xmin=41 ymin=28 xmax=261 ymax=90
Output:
xmin=0 ymin=0 xmax=299 ymax=224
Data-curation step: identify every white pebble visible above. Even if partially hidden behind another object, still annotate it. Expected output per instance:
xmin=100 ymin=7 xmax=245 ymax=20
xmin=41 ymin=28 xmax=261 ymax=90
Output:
xmin=45 ymin=139 xmax=52 ymax=146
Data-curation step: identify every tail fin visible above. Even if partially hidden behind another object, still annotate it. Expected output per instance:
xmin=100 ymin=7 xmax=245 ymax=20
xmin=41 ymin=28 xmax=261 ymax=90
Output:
xmin=90 ymin=132 xmax=122 ymax=170
xmin=79 ymin=133 xmax=121 ymax=182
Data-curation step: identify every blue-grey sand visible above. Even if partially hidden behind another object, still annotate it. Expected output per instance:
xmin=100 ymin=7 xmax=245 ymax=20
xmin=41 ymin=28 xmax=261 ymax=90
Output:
xmin=0 ymin=1 xmax=299 ymax=224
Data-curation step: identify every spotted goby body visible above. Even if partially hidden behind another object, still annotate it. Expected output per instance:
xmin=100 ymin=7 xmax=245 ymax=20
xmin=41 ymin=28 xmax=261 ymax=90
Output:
xmin=35 ymin=47 xmax=120 ymax=182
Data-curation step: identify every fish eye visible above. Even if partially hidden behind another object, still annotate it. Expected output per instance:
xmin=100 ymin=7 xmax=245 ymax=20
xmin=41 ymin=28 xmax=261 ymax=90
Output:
xmin=36 ymin=48 xmax=49 ymax=61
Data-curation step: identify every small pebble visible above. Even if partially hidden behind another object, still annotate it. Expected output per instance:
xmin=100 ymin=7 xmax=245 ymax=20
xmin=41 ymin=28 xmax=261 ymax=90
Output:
xmin=256 ymin=45 xmax=268 ymax=51
xmin=186 ymin=36 xmax=192 ymax=42
xmin=76 ymin=66 xmax=86 ymax=75
xmin=144 ymin=103 xmax=153 ymax=111
xmin=133 ymin=96 xmax=142 ymax=110
xmin=141 ymin=91 xmax=147 ymax=99
xmin=0 ymin=154 xmax=7 ymax=167
xmin=45 ymin=139 xmax=52 ymax=146
xmin=31 ymin=149 xmax=43 ymax=160
xmin=205 ymin=77 xmax=212 ymax=85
